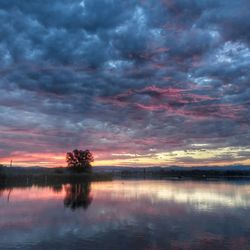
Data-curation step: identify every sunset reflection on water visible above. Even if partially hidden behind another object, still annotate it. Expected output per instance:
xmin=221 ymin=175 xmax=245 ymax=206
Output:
xmin=1 ymin=180 xmax=250 ymax=250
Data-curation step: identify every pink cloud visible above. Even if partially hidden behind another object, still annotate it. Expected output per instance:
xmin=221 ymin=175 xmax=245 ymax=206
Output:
xmin=98 ymin=85 xmax=245 ymax=120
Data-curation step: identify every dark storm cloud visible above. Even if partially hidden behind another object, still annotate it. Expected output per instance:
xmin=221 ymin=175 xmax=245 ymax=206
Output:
xmin=0 ymin=0 xmax=249 ymax=165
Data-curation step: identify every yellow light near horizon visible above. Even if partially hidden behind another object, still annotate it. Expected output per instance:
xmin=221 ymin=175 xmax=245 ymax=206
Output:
xmin=94 ymin=146 xmax=250 ymax=167
xmin=1 ymin=146 xmax=250 ymax=168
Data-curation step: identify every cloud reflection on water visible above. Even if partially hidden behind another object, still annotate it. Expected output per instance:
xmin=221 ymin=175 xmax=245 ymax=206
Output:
xmin=1 ymin=180 xmax=250 ymax=249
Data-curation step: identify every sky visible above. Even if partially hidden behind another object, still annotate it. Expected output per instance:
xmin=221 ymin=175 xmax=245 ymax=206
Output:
xmin=0 ymin=0 xmax=250 ymax=167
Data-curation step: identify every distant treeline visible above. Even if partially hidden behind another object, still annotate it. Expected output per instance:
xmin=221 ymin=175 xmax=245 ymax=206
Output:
xmin=119 ymin=169 xmax=250 ymax=179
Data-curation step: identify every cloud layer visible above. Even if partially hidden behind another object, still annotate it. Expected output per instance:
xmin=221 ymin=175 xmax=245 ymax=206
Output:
xmin=0 ymin=0 xmax=249 ymax=166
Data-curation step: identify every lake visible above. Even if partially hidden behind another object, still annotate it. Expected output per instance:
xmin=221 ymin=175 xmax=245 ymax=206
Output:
xmin=1 ymin=180 xmax=250 ymax=250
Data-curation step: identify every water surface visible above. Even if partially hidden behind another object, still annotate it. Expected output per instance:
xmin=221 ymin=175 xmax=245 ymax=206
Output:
xmin=1 ymin=180 xmax=250 ymax=250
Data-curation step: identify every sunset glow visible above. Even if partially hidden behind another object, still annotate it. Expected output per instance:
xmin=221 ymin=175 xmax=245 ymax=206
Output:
xmin=1 ymin=146 xmax=250 ymax=168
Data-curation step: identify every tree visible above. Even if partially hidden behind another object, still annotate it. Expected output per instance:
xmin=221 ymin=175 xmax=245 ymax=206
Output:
xmin=66 ymin=149 xmax=94 ymax=172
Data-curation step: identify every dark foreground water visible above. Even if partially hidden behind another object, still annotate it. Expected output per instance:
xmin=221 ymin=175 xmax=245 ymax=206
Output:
xmin=1 ymin=180 xmax=250 ymax=250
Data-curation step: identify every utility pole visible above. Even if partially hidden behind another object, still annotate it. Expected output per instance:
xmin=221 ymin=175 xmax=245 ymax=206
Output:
xmin=9 ymin=160 xmax=12 ymax=167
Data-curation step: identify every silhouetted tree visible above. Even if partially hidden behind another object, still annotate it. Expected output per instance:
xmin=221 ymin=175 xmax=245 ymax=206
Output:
xmin=66 ymin=149 xmax=94 ymax=172
xmin=64 ymin=183 xmax=92 ymax=210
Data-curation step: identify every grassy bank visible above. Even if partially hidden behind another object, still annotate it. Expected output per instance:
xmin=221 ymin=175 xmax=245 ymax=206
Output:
xmin=0 ymin=167 xmax=112 ymax=189
xmin=2 ymin=166 xmax=250 ymax=190
xmin=117 ymin=169 xmax=250 ymax=180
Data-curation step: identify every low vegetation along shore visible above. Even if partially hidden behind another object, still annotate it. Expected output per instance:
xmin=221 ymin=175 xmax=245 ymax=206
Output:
xmin=0 ymin=166 xmax=112 ymax=189
xmin=2 ymin=164 xmax=250 ymax=189
xmin=118 ymin=169 xmax=250 ymax=180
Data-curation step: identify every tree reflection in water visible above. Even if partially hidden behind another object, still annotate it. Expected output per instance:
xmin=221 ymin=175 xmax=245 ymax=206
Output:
xmin=51 ymin=185 xmax=63 ymax=193
xmin=64 ymin=182 xmax=92 ymax=210
xmin=0 ymin=181 xmax=93 ymax=209
xmin=0 ymin=186 xmax=12 ymax=202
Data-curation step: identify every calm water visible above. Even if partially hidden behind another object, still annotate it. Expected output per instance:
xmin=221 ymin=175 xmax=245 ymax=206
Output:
xmin=1 ymin=180 xmax=250 ymax=250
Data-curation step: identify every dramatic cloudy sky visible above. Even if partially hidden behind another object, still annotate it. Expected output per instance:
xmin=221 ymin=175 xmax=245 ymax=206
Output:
xmin=0 ymin=0 xmax=250 ymax=167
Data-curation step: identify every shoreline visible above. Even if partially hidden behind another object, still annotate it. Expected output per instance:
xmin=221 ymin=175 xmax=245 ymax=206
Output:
xmin=0 ymin=171 xmax=112 ymax=190
xmin=2 ymin=167 xmax=250 ymax=190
